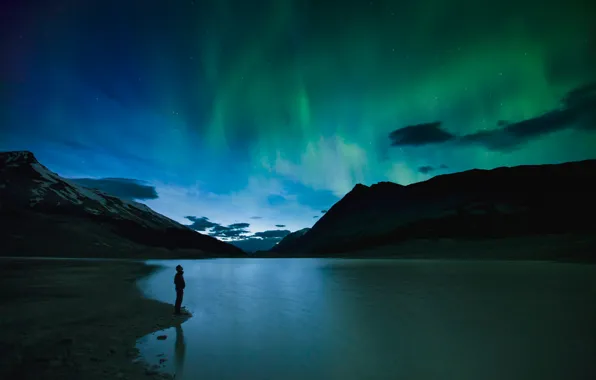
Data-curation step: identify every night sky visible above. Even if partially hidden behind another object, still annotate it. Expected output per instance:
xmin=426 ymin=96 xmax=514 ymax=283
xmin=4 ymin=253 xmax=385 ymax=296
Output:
xmin=1 ymin=0 xmax=595 ymax=246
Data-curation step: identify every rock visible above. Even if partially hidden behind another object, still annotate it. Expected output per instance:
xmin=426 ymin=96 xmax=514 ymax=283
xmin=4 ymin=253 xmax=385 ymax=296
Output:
xmin=109 ymin=346 xmax=117 ymax=354
xmin=156 ymin=335 xmax=167 ymax=340
xmin=49 ymin=359 xmax=62 ymax=368
xmin=145 ymin=369 xmax=158 ymax=376
xmin=159 ymin=358 xmax=167 ymax=364
xmin=115 ymin=372 xmax=125 ymax=379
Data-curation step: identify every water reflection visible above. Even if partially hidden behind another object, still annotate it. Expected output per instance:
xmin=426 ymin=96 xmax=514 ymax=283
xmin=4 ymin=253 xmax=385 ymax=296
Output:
xmin=174 ymin=324 xmax=186 ymax=378
xmin=137 ymin=259 xmax=596 ymax=380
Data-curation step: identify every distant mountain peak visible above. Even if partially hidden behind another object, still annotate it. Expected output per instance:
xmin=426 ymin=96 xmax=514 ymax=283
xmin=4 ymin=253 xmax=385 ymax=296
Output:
xmin=351 ymin=183 xmax=369 ymax=191
xmin=270 ymin=159 xmax=596 ymax=256
xmin=0 ymin=150 xmax=245 ymax=258
xmin=269 ymin=227 xmax=311 ymax=253
xmin=345 ymin=183 xmax=370 ymax=198
xmin=350 ymin=182 xmax=404 ymax=194
xmin=370 ymin=181 xmax=405 ymax=189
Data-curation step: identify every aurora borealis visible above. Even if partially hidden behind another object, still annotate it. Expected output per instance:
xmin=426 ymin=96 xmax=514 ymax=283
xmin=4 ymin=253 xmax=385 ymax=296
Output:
xmin=1 ymin=0 xmax=595 ymax=247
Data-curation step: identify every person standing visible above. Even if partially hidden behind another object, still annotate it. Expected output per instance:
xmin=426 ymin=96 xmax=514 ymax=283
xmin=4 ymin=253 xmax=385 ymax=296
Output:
xmin=174 ymin=265 xmax=186 ymax=315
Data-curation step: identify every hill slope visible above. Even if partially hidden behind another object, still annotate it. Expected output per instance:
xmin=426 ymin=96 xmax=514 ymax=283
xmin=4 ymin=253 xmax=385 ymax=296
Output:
xmin=0 ymin=151 xmax=245 ymax=258
xmin=270 ymin=228 xmax=311 ymax=253
xmin=271 ymin=160 xmax=596 ymax=257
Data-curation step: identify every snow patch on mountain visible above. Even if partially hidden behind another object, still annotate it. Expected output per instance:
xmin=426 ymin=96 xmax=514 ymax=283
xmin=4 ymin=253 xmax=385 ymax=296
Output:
xmin=1 ymin=150 xmax=183 ymax=229
xmin=62 ymin=179 xmax=109 ymax=206
xmin=1 ymin=150 xmax=246 ymax=257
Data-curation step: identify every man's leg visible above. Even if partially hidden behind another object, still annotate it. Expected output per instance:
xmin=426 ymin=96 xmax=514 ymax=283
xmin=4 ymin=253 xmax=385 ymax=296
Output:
xmin=174 ymin=290 xmax=183 ymax=314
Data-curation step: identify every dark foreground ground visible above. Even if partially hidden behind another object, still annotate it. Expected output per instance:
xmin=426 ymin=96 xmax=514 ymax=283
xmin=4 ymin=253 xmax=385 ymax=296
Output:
xmin=0 ymin=259 xmax=189 ymax=380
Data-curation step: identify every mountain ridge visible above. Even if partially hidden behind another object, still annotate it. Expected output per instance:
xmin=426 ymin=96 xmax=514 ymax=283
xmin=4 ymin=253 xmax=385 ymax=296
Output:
xmin=270 ymin=159 xmax=596 ymax=258
xmin=0 ymin=151 xmax=245 ymax=258
xmin=270 ymin=227 xmax=311 ymax=253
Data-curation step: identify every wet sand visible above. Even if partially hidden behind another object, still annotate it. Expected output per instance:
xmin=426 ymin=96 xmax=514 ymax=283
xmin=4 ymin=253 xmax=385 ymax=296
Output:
xmin=0 ymin=259 xmax=189 ymax=380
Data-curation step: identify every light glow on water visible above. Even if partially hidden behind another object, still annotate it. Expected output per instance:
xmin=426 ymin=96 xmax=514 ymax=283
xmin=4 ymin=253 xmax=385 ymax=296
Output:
xmin=137 ymin=259 xmax=596 ymax=380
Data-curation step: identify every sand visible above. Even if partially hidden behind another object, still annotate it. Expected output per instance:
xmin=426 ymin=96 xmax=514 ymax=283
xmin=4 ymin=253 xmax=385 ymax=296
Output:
xmin=0 ymin=258 xmax=190 ymax=380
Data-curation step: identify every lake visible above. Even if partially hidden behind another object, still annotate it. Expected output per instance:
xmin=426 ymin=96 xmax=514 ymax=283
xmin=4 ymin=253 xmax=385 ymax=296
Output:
xmin=137 ymin=259 xmax=596 ymax=380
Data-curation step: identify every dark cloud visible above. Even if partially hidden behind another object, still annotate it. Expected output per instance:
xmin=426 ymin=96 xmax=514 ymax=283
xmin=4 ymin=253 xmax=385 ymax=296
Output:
xmin=440 ymin=164 xmax=449 ymax=169
xmin=228 ymin=229 xmax=294 ymax=251
xmin=210 ymin=225 xmax=227 ymax=233
xmin=185 ymin=216 xmax=220 ymax=231
xmin=390 ymin=83 xmax=596 ymax=152
xmin=459 ymin=83 xmax=596 ymax=150
xmin=388 ymin=122 xmax=455 ymax=147
xmin=563 ymin=82 xmax=596 ymax=109
xmin=228 ymin=222 xmax=250 ymax=229
xmin=418 ymin=166 xmax=434 ymax=174
xmin=69 ymin=177 xmax=158 ymax=200
xmin=313 ymin=215 xmax=319 ymax=219
xmin=418 ymin=164 xmax=449 ymax=174
xmin=209 ymin=222 xmax=251 ymax=239
xmin=213 ymin=229 xmax=249 ymax=238
xmin=458 ymin=111 xmax=577 ymax=151
xmin=184 ymin=217 xmax=254 ymax=240
xmin=250 ymin=216 xmax=262 ymax=219
xmin=253 ymin=230 xmax=291 ymax=239
xmin=210 ymin=226 xmax=248 ymax=238
xmin=275 ymin=224 xmax=286 ymax=228
xmin=321 ymin=210 xmax=328 ymax=214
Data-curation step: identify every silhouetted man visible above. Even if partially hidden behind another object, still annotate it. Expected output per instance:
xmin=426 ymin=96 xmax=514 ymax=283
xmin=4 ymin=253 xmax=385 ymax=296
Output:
xmin=174 ymin=265 xmax=185 ymax=315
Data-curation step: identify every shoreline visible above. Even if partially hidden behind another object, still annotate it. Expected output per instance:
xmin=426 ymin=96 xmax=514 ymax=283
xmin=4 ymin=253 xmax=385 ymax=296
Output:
xmin=256 ymin=233 xmax=596 ymax=262
xmin=0 ymin=258 xmax=190 ymax=380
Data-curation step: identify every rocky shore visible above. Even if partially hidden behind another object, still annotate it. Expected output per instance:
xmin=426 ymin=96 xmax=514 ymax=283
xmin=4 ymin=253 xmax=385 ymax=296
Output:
xmin=0 ymin=258 xmax=190 ymax=380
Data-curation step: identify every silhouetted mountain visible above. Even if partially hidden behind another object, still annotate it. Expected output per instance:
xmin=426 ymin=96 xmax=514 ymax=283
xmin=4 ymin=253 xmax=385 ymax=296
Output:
xmin=270 ymin=228 xmax=311 ymax=253
xmin=271 ymin=160 xmax=596 ymax=258
xmin=0 ymin=151 xmax=245 ymax=258
xmin=230 ymin=238 xmax=281 ymax=253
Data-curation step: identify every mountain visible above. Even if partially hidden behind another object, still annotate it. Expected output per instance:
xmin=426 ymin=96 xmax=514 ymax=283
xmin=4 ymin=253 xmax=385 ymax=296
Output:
xmin=0 ymin=151 xmax=245 ymax=258
xmin=270 ymin=160 xmax=596 ymax=258
xmin=230 ymin=238 xmax=281 ymax=253
xmin=269 ymin=228 xmax=311 ymax=253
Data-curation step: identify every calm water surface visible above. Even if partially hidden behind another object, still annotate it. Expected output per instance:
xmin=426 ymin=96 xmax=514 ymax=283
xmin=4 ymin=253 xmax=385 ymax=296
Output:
xmin=137 ymin=259 xmax=596 ymax=380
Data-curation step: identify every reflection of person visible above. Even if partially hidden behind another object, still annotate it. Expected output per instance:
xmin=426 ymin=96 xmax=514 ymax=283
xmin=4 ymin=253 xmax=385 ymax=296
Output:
xmin=174 ymin=265 xmax=186 ymax=315
xmin=174 ymin=324 xmax=186 ymax=378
